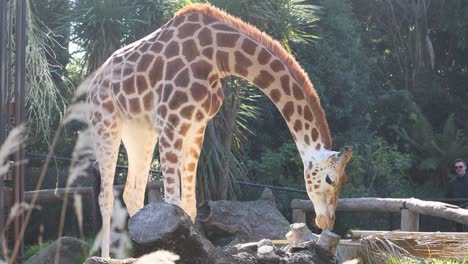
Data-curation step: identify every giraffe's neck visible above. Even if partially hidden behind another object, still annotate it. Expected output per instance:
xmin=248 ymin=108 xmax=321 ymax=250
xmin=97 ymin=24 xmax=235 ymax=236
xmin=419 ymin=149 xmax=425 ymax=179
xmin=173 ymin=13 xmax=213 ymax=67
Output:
xmin=228 ymin=57 xmax=330 ymax=161
xmin=183 ymin=12 xmax=334 ymax=163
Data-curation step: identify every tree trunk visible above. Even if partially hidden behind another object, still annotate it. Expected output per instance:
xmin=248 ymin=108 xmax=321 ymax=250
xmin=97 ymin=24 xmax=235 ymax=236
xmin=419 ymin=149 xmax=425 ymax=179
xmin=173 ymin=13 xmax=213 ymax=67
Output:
xmin=128 ymin=202 xmax=231 ymax=264
xmin=217 ymin=77 xmax=242 ymax=200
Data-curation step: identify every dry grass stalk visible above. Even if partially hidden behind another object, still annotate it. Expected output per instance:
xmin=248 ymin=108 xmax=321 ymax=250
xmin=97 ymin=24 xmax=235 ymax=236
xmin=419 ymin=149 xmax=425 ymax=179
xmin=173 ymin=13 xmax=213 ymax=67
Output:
xmin=0 ymin=125 xmax=26 ymax=177
xmin=0 ymin=125 xmax=27 ymax=262
xmin=10 ymin=65 xmax=96 ymax=261
xmin=55 ymin=78 xmax=100 ymax=262
xmin=73 ymin=194 xmax=84 ymax=238
xmin=361 ymin=232 xmax=468 ymax=263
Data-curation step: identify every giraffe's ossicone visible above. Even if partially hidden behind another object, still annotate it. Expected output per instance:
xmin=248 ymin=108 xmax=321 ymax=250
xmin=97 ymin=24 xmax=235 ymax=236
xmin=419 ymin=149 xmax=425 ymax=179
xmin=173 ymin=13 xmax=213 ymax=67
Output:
xmin=86 ymin=3 xmax=352 ymax=258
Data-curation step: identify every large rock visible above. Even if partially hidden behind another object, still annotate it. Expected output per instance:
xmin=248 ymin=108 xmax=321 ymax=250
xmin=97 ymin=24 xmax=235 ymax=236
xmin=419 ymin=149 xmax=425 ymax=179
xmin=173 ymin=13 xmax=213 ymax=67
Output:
xmin=24 ymin=236 xmax=88 ymax=264
xmin=198 ymin=188 xmax=290 ymax=245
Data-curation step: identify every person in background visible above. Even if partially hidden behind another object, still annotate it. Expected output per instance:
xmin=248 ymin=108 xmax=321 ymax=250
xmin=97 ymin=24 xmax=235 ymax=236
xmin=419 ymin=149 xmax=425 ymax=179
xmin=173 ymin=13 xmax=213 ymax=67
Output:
xmin=447 ymin=159 xmax=468 ymax=231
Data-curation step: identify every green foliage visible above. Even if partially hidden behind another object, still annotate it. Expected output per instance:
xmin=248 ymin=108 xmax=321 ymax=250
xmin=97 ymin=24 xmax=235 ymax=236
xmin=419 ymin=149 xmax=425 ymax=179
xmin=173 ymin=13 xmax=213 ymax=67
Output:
xmin=24 ymin=238 xmax=97 ymax=264
xmin=30 ymin=0 xmax=71 ymax=79
xmin=126 ymin=0 xmax=180 ymax=40
xmin=342 ymin=137 xmax=413 ymax=198
xmin=72 ymin=0 xmax=129 ymax=71
xmin=247 ymin=143 xmax=303 ymax=187
xmin=208 ymin=0 xmax=319 ymax=51
xmin=334 ymin=137 xmax=414 ymax=235
xmin=71 ymin=0 xmax=174 ymax=71
xmin=297 ymin=0 xmax=371 ymax=146
xmin=352 ymin=0 xmax=468 ymax=140
xmin=23 ymin=240 xmax=53 ymax=261
xmin=395 ymin=113 xmax=468 ymax=185
xmin=74 ymin=238 xmax=99 ymax=263
xmin=208 ymin=0 xmax=319 ymax=45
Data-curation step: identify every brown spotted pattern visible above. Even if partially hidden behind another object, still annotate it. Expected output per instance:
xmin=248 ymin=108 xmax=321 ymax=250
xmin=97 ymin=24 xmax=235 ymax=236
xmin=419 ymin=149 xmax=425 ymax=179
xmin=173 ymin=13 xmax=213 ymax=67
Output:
xmin=87 ymin=5 xmax=336 ymax=257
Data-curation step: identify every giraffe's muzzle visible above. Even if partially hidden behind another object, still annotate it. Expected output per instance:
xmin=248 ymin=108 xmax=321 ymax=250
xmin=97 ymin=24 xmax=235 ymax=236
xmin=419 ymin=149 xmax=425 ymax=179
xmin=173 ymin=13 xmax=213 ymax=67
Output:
xmin=315 ymin=213 xmax=335 ymax=230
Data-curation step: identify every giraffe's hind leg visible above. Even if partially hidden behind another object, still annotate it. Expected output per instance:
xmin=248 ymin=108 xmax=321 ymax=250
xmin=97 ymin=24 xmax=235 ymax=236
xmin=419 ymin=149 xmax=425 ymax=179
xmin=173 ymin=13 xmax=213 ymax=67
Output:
xmin=121 ymin=121 xmax=158 ymax=216
xmin=90 ymin=112 xmax=122 ymax=258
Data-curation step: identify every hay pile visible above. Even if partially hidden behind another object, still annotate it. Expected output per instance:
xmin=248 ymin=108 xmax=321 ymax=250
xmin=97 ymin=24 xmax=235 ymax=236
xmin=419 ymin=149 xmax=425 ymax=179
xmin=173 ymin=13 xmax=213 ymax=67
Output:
xmin=360 ymin=232 xmax=468 ymax=263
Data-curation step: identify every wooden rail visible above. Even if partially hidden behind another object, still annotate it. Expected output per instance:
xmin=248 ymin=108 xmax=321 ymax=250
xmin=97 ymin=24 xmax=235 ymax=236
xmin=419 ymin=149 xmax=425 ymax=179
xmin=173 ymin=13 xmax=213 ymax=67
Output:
xmin=291 ymin=197 xmax=468 ymax=231
xmin=3 ymin=180 xmax=163 ymax=206
xmin=346 ymin=230 xmax=468 ymax=239
xmin=2 ymin=180 xmax=164 ymax=233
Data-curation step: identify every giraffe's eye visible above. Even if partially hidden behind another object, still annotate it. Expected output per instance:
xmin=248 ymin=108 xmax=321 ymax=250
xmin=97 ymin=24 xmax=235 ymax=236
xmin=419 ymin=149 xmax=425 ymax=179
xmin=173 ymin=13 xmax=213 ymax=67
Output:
xmin=325 ymin=175 xmax=333 ymax=186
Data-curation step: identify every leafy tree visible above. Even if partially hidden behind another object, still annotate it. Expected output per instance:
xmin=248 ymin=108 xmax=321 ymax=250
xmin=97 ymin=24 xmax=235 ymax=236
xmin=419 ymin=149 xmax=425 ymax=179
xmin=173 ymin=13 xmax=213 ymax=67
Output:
xmin=296 ymin=0 xmax=372 ymax=146
xmin=343 ymin=137 xmax=413 ymax=198
xmin=395 ymin=113 xmax=468 ymax=186
xmin=247 ymin=143 xmax=303 ymax=187
xmin=333 ymin=137 xmax=415 ymax=235
xmin=352 ymin=0 xmax=468 ymax=139
xmin=72 ymin=0 xmax=123 ymax=71
xmin=71 ymin=0 xmax=189 ymax=72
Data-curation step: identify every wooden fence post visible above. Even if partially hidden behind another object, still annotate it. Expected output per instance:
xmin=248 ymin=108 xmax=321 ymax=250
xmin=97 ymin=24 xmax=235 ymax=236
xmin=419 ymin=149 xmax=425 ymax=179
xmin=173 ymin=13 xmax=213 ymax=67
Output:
xmin=400 ymin=209 xmax=419 ymax=231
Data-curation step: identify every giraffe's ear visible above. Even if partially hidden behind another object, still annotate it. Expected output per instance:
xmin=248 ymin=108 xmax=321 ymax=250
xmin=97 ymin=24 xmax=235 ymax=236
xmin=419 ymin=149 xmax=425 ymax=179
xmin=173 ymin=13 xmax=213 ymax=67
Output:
xmin=340 ymin=147 xmax=353 ymax=164
xmin=335 ymin=147 xmax=353 ymax=171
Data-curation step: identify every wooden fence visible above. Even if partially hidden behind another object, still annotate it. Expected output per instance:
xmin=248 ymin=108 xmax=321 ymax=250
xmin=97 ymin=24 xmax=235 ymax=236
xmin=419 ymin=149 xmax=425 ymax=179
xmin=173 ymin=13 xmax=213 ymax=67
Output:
xmin=2 ymin=180 xmax=163 ymax=233
xmin=3 ymin=178 xmax=468 ymax=234
xmin=291 ymin=197 xmax=468 ymax=231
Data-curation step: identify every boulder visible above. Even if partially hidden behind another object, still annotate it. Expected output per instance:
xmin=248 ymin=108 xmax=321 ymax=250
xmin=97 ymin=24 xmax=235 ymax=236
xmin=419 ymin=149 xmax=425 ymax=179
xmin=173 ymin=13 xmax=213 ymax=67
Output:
xmin=24 ymin=236 xmax=87 ymax=264
xmin=198 ymin=188 xmax=290 ymax=246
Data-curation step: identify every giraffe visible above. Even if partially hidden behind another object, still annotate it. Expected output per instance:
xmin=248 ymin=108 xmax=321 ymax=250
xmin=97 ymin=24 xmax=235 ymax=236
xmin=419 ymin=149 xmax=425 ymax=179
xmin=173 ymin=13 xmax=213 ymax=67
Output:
xmin=87 ymin=3 xmax=352 ymax=258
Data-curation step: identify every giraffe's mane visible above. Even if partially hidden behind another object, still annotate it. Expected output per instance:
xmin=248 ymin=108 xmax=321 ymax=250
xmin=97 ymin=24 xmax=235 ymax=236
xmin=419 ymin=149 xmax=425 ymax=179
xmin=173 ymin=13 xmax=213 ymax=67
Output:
xmin=175 ymin=4 xmax=332 ymax=148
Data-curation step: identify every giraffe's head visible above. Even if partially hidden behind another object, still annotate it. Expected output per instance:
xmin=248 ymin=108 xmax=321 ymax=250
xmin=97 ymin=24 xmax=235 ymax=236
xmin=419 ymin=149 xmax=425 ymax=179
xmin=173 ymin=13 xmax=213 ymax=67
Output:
xmin=304 ymin=147 xmax=352 ymax=230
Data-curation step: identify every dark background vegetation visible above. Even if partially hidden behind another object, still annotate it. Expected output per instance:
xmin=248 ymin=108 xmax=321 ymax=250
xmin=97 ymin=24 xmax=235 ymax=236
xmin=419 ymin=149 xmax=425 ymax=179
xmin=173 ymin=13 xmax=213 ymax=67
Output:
xmin=16 ymin=0 xmax=468 ymax=244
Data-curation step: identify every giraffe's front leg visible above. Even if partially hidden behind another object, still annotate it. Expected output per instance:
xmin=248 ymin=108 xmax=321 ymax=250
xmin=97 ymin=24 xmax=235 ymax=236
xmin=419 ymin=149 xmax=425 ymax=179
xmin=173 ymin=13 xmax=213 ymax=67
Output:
xmin=156 ymin=77 xmax=223 ymax=221
xmin=158 ymin=127 xmax=182 ymax=207
xmin=179 ymin=124 xmax=207 ymax=221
